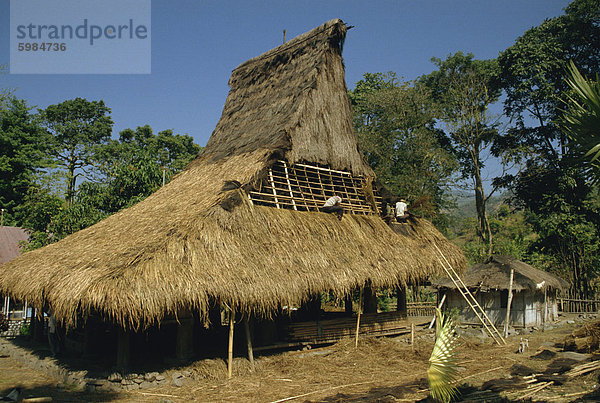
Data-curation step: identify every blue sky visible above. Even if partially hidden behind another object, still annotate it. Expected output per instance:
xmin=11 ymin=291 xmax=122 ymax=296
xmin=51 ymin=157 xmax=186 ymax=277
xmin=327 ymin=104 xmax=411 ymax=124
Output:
xmin=1 ymin=0 xmax=570 ymax=155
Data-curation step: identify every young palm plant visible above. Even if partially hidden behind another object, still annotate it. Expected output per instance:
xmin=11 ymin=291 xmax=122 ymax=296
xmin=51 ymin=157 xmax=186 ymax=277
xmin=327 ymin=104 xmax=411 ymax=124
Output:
xmin=558 ymin=61 xmax=600 ymax=180
xmin=427 ymin=308 xmax=460 ymax=402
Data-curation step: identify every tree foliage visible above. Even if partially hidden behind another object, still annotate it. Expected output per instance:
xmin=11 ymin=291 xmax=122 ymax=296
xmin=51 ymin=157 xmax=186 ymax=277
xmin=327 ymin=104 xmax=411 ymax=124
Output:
xmin=421 ymin=53 xmax=500 ymax=252
xmin=349 ymin=72 xmax=458 ymax=226
xmin=40 ymin=97 xmax=113 ymax=205
xmin=0 ymin=98 xmax=51 ymax=225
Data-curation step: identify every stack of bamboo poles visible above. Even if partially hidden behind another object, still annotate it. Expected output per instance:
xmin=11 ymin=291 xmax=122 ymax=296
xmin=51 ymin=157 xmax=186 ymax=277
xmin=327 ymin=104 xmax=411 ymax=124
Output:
xmin=506 ymin=360 xmax=600 ymax=400
xmin=287 ymin=311 xmax=410 ymax=344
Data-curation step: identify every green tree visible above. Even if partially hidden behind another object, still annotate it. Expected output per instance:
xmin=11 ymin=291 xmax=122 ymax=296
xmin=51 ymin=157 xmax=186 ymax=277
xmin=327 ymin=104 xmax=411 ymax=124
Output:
xmin=40 ymin=97 xmax=113 ymax=205
xmin=497 ymin=0 xmax=600 ymax=167
xmin=0 ymin=97 xmax=51 ymax=225
xmin=421 ymin=52 xmax=500 ymax=253
xmin=349 ymin=72 xmax=458 ymax=226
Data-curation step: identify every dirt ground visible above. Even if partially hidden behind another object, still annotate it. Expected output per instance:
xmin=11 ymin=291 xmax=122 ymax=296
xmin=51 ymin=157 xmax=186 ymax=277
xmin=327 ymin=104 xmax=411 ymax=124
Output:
xmin=1 ymin=315 xmax=600 ymax=402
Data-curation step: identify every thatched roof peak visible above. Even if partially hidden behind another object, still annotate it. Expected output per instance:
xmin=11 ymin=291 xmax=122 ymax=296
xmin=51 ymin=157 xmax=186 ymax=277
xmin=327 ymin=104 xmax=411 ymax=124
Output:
xmin=434 ymin=255 xmax=568 ymax=292
xmin=201 ymin=19 xmax=372 ymax=177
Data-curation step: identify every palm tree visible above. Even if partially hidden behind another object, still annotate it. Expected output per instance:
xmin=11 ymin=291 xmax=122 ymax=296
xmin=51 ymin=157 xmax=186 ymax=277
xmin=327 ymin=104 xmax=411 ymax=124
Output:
xmin=427 ymin=308 xmax=460 ymax=402
xmin=559 ymin=61 xmax=600 ymax=180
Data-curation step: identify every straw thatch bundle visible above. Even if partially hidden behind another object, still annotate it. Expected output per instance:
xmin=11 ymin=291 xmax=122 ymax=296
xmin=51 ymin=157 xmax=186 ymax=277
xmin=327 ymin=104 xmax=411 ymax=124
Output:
xmin=434 ymin=255 xmax=568 ymax=292
xmin=0 ymin=19 xmax=464 ymax=330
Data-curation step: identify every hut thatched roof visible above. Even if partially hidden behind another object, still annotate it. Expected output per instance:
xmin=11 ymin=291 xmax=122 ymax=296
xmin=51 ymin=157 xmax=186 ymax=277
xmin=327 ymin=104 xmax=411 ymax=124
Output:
xmin=0 ymin=226 xmax=29 ymax=264
xmin=434 ymin=255 xmax=568 ymax=293
xmin=0 ymin=19 xmax=465 ymax=330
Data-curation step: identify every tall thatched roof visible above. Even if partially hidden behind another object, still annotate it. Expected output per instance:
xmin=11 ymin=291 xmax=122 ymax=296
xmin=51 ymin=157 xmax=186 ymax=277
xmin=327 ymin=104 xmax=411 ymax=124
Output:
xmin=434 ymin=255 xmax=568 ymax=293
xmin=202 ymin=19 xmax=372 ymax=177
xmin=0 ymin=19 xmax=465 ymax=330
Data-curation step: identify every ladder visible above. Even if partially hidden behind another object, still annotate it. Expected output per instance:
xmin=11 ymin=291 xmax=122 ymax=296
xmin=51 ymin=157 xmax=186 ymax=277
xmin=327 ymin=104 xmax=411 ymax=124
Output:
xmin=434 ymin=244 xmax=506 ymax=345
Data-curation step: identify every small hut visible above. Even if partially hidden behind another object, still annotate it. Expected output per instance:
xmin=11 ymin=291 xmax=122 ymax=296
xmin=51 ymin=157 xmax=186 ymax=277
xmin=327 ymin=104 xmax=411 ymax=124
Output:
xmin=0 ymin=20 xmax=464 ymax=367
xmin=434 ymin=255 xmax=568 ymax=328
xmin=1 ymin=226 xmax=30 ymax=336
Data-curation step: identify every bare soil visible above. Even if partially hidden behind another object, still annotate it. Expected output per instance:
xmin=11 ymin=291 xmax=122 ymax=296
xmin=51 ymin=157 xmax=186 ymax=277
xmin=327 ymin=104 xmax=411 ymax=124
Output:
xmin=1 ymin=315 xmax=599 ymax=402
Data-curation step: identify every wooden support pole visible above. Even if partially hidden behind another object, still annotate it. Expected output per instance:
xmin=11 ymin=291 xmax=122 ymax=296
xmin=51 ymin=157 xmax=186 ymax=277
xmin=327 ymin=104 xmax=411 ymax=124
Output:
xmin=116 ymin=328 xmax=130 ymax=372
xmin=543 ymin=287 xmax=548 ymax=330
xmin=175 ymin=316 xmax=194 ymax=362
xmin=411 ymin=322 xmax=415 ymax=351
xmin=344 ymin=294 xmax=353 ymax=316
xmin=244 ymin=317 xmax=254 ymax=370
xmin=396 ymin=286 xmax=407 ymax=319
xmin=504 ymin=268 xmax=514 ymax=338
xmin=227 ymin=308 xmax=235 ymax=379
xmin=355 ymin=288 xmax=363 ymax=348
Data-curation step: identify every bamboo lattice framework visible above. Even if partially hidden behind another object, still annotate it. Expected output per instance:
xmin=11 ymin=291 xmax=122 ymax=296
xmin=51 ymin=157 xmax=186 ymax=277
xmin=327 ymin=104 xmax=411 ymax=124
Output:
xmin=248 ymin=160 xmax=384 ymax=215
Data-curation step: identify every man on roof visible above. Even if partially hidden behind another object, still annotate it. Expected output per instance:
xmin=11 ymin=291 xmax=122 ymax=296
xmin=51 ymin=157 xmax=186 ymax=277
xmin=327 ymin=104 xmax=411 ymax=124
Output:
xmin=396 ymin=198 xmax=409 ymax=223
xmin=322 ymin=195 xmax=343 ymax=220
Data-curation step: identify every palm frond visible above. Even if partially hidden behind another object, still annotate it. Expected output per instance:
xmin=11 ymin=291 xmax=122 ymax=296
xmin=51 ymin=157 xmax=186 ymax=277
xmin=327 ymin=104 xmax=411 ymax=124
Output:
xmin=559 ymin=61 xmax=600 ymax=169
xmin=427 ymin=308 xmax=460 ymax=402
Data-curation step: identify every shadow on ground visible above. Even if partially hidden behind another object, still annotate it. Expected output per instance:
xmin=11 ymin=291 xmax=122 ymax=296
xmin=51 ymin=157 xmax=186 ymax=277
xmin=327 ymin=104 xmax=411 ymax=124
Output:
xmin=1 ymin=382 xmax=122 ymax=402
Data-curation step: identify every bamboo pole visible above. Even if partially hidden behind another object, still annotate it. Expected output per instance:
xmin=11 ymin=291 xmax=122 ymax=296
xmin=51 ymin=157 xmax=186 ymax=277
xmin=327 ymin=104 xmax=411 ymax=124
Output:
xmin=228 ymin=308 xmax=235 ymax=379
xmin=428 ymin=293 xmax=446 ymax=329
xmin=504 ymin=268 xmax=514 ymax=337
xmin=411 ymin=322 xmax=415 ymax=351
xmin=244 ymin=317 xmax=254 ymax=370
xmin=355 ymin=288 xmax=363 ymax=348
xmin=268 ymin=168 xmax=280 ymax=209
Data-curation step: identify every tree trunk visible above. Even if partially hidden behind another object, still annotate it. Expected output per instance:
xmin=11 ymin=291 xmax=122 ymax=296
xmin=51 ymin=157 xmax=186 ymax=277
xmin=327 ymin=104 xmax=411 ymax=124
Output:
xmin=473 ymin=166 xmax=492 ymax=255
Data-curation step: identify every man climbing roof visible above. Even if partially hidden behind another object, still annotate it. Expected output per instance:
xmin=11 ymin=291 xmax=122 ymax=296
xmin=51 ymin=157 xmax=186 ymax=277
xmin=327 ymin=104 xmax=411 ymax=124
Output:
xmin=322 ymin=195 xmax=343 ymax=220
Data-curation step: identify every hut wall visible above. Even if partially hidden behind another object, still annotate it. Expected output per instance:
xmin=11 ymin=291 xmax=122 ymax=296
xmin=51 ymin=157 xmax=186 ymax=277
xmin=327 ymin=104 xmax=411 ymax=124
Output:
xmin=443 ymin=289 xmax=558 ymax=328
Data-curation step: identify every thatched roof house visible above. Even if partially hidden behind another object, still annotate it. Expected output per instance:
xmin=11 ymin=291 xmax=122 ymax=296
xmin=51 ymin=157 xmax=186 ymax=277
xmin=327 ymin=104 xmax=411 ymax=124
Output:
xmin=0 ymin=19 xmax=464 ymax=331
xmin=434 ymin=255 xmax=567 ymax=293
xmin=0 ymin=226 xmax=29 ymax=265
xmin=435 ymin=255 xmax=567 ymax=327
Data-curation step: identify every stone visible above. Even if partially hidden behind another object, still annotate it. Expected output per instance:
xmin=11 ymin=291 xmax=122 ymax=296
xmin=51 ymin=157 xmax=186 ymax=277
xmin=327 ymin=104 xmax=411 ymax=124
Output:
xmin=125 ymin=383 xmax=140 ymax=391
xmin=133 ymin=377 xmax=144 ymax=384
xmin=144 ymin=372 xmax=157 ymax=382
xmin=171 ymin=371 xmax=183 ymax=379
xmin=182 ymin=370 xmax=191 ymax=377
xmin=139 ymin=381 xmax=153 ymax=389
xmin=157 ymin=379 xmax=167 ymax=385
xmin=121 ymin=378 xmax=134 ymax=386
xmin=171 ymin=377 xmax=183 ymax=388
xmin=567 ymin=320 xmax=576 ymax=324
xmin=155 ymin=374 xmax=165 ymax=381
xmin=108 ymin=372 xmax=122 ymax=382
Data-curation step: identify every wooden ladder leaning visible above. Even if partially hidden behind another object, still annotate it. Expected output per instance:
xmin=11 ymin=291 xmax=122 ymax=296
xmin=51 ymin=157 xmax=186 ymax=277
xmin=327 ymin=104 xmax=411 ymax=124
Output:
xmin=434 ymin=244 xmax=506 ymax=346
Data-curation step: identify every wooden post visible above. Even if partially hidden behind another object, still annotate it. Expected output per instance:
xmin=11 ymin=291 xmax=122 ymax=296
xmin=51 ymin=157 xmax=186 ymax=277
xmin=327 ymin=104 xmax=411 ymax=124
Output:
xmin=504 ymin=268 xmax=514 ymax=338
xmin=396 ymin=286 xmax=407 ymax=319
xmin=363 ymin=283 xmax=378 ymax=314
xmin=543 ymin=287 xmax=548 ymax=330
xmin=227 ymin=308 xmax=235 ymax=379
xmin=355 ymin=288 xmax=363 ymax=348
xmin=176 ymin=316 xmax=194 ymax=362
xmin=244 ymin=317 xmax=254 ymax=370
xmin=116 ymin=328 xmax=130 ymax=372
xmin=411 ymin=322 xmax=415 ymax=351
xmin=344 ymin=294 xmax=353 ymax=316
